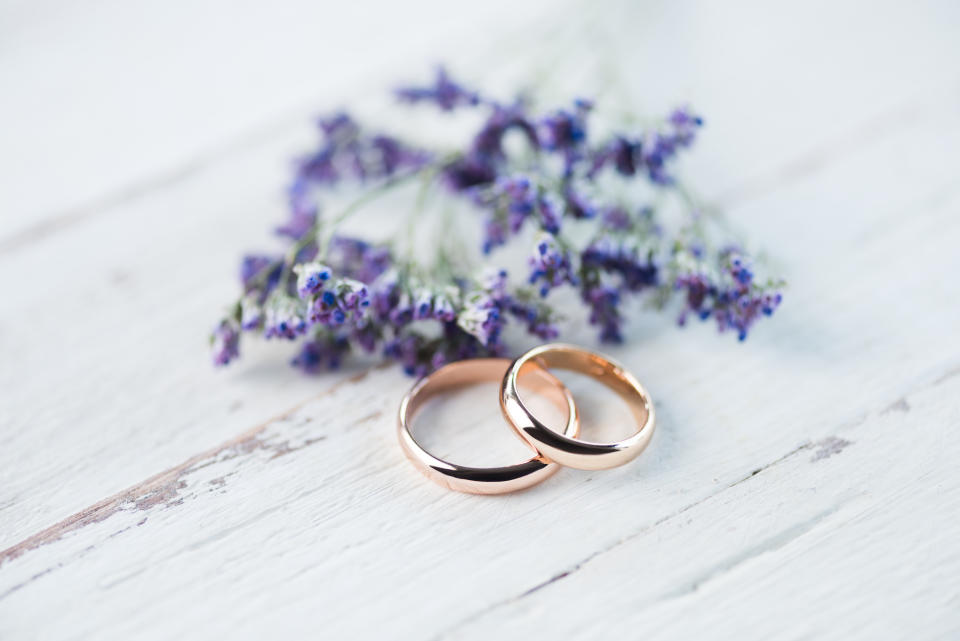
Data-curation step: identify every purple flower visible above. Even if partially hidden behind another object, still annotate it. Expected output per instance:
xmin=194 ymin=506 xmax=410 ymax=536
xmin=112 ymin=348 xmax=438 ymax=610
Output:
xmin=472 ymin=102 xmax=539 ymax=158
xmin=582 ymin=283 xmax=623 ymax=343
xmin=340 ymin=278 xmax=370 ymax=311
xmin=481 ymin=216 xmax=509 ymax=254
xmin=589 ymin=137 xmax=639 ymax=178
xmin=389 ymin=289 xmax=415 ymax=327
xmin=306 ymin=278 xmax=370 ymax=327
xmin=507 ymin=299 xmax=559 ymax=340
xmin=395 ymin=67 xmax=481 ymax=111
xmin=240 ymin=295 xmax=263 ymax=330
xmin=384 ymin=323 xmax=492 ymax=378
xmin=528 ymin=234 xmax=578 ymax=297
xmin=369 ymin=135 xmax=432 ymax=177
xmin=613 ymin=137 xmax=640 ymax=176
xmin=641 ymin=132 xmax=676 ymax=185
xmin=588 ymin=106 xmax=702 ymax=184
xmin=669 ymin=106 xmax=703 ymax=146
xmin=432 ymin=287 xmax=459 ymax=322
xmin=327 ymin=236 xmax=392 ymax=284
xmin=581 ymin=235 xmax=658 ymax=291
xmin=600 ymin=206 xmax=631 ymax=230
xmin=383 ymin=333 xmax=431 ymax=378
xmin=478 ymin=175 xmax=537 ymax=253
xmin=457 ymin=269 xmax=510 ymax=346
xmin=240 ymin=255 xmax=281 ymax=294
xmin=264 ymin=296 xmax=307 ymax=340
xmin=351 ymin=323 xmax=381 ymax=353
xmin=642 ymin=109 xmax=702 ymax=184
xmin=713 ymin=253 xmax=781 ymax=340
xmin=370 ymin=269 xmax=401 ymax=320
xmin=292 ymin=333 xmax=350 ymax=372
xmin=481 ymin=267 xmax=509 ymax=298
xmin=294 ymin=262 xmax=333 ymax=297
xmin=537 ymin=194 xmax=562 ymax=234
xmin=539 ymin=99 xmax=591 ymax=151
xmin=278 ymin=177 xmax=319 ymax=240
xmin=211 ymin=319 xmax=240 ymax=366
xmin=498 ymin=175 xmax=536 ymax=231
xmin=540 ymin=99 xmax=592 ymax=175
xmin=411 ymin=288 xmax=431 ymax=320
xmin=409 ymin=285 xmax=459 ymax=321
xmin=564 ymin=188 xmax=596 ymax=219
xmin=457 ymin=293 xmax=503 ymax=346
xmin=440 ymin=102 xmax=540 ymax=194
xmin=296 ymin=146 xmax=339 ymax=185
xmin=318 ymin=112 xmax=360 ymax=139
xmin=442 ymin=154 xmax=498 ymax=191
xmin=297 ymin=111 xmax=430 ymax=188
xmin=675 ymin=272 xmax=712 ymax=325
xmin=674 ymin=249 xmax=782 ymax=340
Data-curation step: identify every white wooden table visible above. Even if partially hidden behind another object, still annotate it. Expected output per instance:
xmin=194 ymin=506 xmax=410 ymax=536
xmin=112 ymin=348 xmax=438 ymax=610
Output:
xmin=2 ymin=1 xmax=959 ymax=638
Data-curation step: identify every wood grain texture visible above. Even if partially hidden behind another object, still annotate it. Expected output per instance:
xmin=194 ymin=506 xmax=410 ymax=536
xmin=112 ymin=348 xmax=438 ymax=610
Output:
xmin=2 ymin=1 xmax=960 ymax=639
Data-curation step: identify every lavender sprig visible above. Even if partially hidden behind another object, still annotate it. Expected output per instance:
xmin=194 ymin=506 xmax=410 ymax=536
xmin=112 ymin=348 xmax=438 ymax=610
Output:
xmin=210 ymin=67 xmax=783 ymax=373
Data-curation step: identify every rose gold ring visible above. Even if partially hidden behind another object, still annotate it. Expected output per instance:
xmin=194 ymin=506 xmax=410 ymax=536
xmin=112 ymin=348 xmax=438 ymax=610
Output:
xmin=397 ymin=357 xmax=580 ymax=494
xmin=500 ymin=343 xmax=655 ymax=470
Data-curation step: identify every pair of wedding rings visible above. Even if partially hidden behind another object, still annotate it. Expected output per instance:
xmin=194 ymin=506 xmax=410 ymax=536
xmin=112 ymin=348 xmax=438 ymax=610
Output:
xmin=397 ymin=343 xmax=655 ymax=494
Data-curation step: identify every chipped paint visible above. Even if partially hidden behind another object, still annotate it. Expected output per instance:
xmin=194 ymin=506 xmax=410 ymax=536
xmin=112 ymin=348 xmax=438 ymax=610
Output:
xmin=810 ymin=436 xmax=853 ymax=462
xmin=881 ymin=398 xmax=911 ymax=414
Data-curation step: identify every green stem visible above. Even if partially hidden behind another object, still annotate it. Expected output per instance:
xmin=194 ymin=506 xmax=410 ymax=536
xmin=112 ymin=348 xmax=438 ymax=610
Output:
xmin=435 ymin=200 xmax=475 ymax=281
xmin=243 ymin=258 xmax=283 ymax=296
xmin=673 ymin=180 xmax=741 ymax=244
xmin=403 ymin=166 xmax=438 ymax=260
xmin=316 ymin=169 xmax=425 ymax=258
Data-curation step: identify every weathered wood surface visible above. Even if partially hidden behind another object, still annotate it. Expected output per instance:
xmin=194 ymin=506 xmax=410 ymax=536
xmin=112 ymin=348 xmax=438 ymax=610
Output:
xmin=2 ymin=1 xmax=960 ymax=639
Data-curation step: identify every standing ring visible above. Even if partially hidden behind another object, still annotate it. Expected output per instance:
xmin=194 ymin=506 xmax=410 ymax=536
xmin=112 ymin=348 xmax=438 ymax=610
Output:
xmin=500 ymin=343 xmax=655 ymax=470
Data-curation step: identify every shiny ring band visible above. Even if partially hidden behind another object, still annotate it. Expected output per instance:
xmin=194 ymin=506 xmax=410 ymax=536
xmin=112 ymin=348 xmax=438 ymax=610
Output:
xmin=500 ymin=343 xmax=655 ymax=470
xmin=397 ymin=357 xmax=580 ymax=494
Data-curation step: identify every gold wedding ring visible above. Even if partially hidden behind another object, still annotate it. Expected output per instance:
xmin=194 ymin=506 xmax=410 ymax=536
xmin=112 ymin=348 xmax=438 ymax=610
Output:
xmin=397 ymin=357 xmax=580 ymax=494
xmin=397 ymin=344 xmax=655 ymax=493
xmin=500 ymin=344 xmax=655 ymax=470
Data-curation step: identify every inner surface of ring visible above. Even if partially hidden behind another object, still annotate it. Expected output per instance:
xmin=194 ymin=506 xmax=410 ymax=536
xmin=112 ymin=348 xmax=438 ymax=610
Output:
xmin=517 ymin=350 xmax=650 ymax=432
xmin=406 ymin=359 xmax=572 ymax=465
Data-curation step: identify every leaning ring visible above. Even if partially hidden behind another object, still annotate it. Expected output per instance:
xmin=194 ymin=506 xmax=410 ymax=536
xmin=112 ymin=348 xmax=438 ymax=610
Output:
xmin=398 ymin=357 xmax=580 ymax=494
